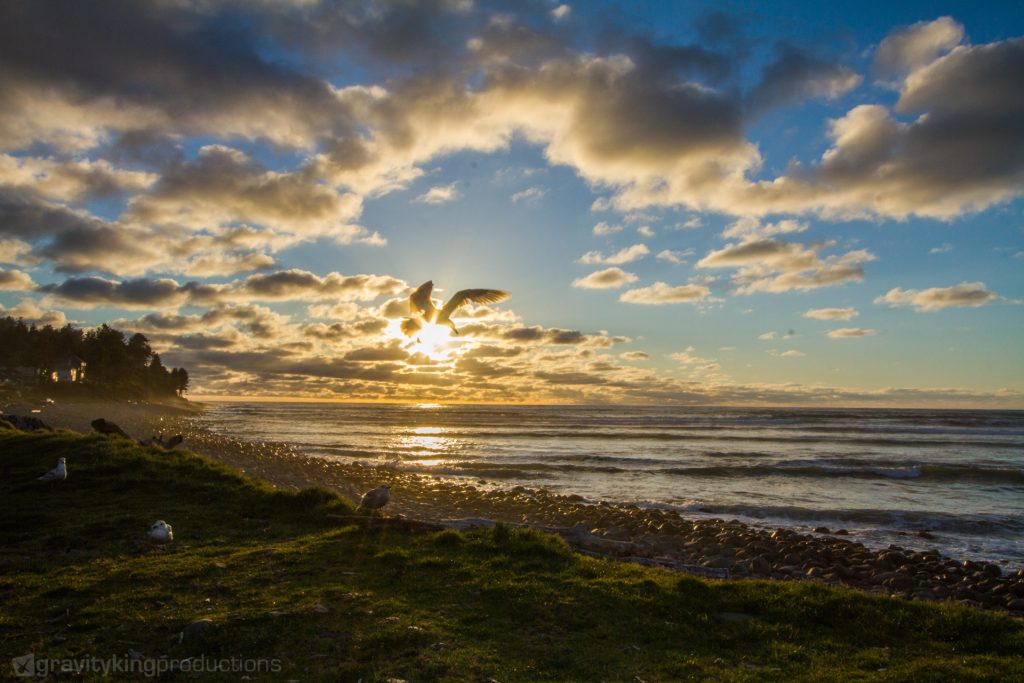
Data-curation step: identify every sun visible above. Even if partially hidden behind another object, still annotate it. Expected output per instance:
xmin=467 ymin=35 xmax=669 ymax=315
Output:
xmin=389 ymin=319 xmax=456 ymax=361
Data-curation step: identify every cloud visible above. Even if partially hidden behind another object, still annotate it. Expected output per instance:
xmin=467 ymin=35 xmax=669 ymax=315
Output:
xmin=697 ymin=238 xmax=875 ymax=293
xmin=126 ymin=146 xmax=372 ymax=242
xmin=757 ymin=331 xmax=776 ymax=340
xmin=592 ymin=221 xmax=623 ymax=236
xmin=804 ymin=307 xmax=858 ymax=320
xmin=38 ymin=269 xmax=407 ymax=309
xmin=579 ymin=243 xmax=649 ymax=265
xmin=551 ymin=5 xmax=572 ymax=21
xmin=874 ymin=281 xmax=998 ymax=312
xmin=620 ymin=351 xmax=649 ymax=361
xmin=0 ymin=268 xmax=34 ymax=290
xmin=747 ymin=43 xmax=861 ymax=114
xmin=572 ymin=267 xmax=638 ymax=289
xmin=827 ymin=327 xmax=876 ymax=338
xmin=722 ymin=217 xmax=808 ymax=240
xmin=655 ymin=248 xmax=693 ymax=264
xmin=511 ymin=186 xmax=546 ymax=203
xmin=0 ymin=298 xmax=66 ymax=327
xmin=619 ymin=281 xmax=711 ymax=304
xmin=636 ymin=225 xmax=655 ymax=237
xmin=415 ymin=183 xmax=461 ymax=204
xmin=779 ymin=349 xmax=805 ymax=357
xmin=873 ymin=17 xmax=964 ymax=78
xmin=669 ymin=346 xmax=720 ymax=371
xmin=0 ymin=237 xmax=31 ymax=264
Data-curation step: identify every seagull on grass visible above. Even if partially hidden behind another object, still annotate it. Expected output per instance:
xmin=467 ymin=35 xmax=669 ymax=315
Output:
xmin=148 ymin=520 xmax=174 ymax=546
xmin=37 ymin=457 xmax=66 ymax=483
xmin=357 ymin=485 xmax=391 ymax=512
xmin=400 ymin=281 xmax=510 ymax=337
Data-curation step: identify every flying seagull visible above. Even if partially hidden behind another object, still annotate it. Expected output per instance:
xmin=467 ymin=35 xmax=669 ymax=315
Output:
xmin=37 ymin=457 xmax=67 ymax=483
xmin=357 ymin=484 xmax=391 ymax=512
xmin=400 ymin=281 xmax=510 ymax=337
xmin=148 ymin=520 xmax=174 ymax=546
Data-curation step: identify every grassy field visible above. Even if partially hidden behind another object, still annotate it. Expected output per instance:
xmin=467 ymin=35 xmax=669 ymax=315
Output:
xmin=1 ymin=423 xmax=1022 ymax=681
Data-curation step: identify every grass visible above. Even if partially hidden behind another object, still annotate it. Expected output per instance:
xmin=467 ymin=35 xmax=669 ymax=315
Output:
xmin=1 ymin=423 xmax=1022 ymax=681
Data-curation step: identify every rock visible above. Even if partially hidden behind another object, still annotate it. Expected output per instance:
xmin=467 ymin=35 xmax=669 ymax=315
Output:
xmin=313 ymin=604 xmax=329 ymax=614
xmin=179 ymin=619 xmax=213 ymax=642
xmin=813 ymin=527 xmax=830 ymax=534
xmin=1007 ymin=599 xmax=1024 ymax=611
xmin=834 ymin=529 xmax=849 ymax=535
xmin=982 ymin=564 xmax=1002 ymax=578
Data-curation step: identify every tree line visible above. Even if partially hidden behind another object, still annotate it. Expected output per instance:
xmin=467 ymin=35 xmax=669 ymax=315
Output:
xmin=0 ymin=317 xmax=189 ymax=397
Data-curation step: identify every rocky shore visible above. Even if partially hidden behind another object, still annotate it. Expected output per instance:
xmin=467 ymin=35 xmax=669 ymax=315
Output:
xmin=8 ymin=399 xmax=1023 ymax=617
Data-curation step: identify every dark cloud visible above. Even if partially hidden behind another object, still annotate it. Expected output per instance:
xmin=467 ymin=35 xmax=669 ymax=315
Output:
xmin=39 ymin=269 xmax=406 ymax=308
xmin=0 ymin=187 xmax=100 ymax=239
xmin=0 ymin=0 xmax=353 ymax=148
xmin=746 ymin=43 xmax=860 ymax=115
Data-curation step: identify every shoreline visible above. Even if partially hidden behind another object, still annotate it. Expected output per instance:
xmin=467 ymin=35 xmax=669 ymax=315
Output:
xmin=7 ymin=398 xmax=1024 ymax=615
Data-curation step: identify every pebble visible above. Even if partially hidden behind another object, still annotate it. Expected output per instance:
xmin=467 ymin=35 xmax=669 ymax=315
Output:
xmin=313 ymin=604 xmax=329 ymax=614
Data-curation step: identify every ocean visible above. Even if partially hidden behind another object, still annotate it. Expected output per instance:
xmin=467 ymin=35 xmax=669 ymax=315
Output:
xmin=196 ymin=403 xmax=1024 ymax=566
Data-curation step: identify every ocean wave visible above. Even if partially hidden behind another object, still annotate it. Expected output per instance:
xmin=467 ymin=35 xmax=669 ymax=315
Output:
xmin=656 ymin=462 xmax=1024 ymax=484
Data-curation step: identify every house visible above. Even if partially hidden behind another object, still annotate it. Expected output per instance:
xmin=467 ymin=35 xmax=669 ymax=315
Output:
xmin=51 ymin=356 xmax=86 ymax=383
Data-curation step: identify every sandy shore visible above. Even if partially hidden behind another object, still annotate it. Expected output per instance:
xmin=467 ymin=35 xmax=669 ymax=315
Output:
xmin=6 ymin=398 xmax=1024 ymax=614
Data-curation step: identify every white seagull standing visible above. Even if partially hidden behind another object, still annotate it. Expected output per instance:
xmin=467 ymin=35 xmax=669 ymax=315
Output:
xmin=37 ymin=457 xmax=66 ymax=483
xmin=148 ymin=520 xmax=174 ymax=546
xmin=400 ymin=281 xmax=510 ymax=337
xmin=357 ymin=485 xmax=391 ymax=513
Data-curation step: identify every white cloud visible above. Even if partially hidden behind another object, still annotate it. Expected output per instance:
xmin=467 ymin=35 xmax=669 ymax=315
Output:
xmin=619 ymin=282 xmax=710 ymax=305
xmin=550 ymin=4 xmax=571 ymax=21
xmin=929 ymin=244 xmax=953 ymax=254
xmin=579 ymin=243 xmax=649 ymax=265
xmin=676 ymin=217 xmax=702 ymax=230
xmin=637 ymin=225 xmax=655 ymax=237
xmin=697 ymin=238 xmax=875 ymax=294
xmin=722 ymin=217 xmax=808 ymax=240
xmin=572 ymin=267 xmax=638 ymax=289
xmin=656 ymin=248 xmax=693 ymax=264
xmin=592 ymin=221 xmax=623 ymax=236
xmin=511 ymin=186 xmax=546 ymax=203
xmin=758 ymin=331 xmax=776 ymax=340
xmin=0 ymin=268 xmax=35 ymax=290
xmin=873 ymin=17 xmax=964 ymax=78
xmin=415 ymin=183 xmax=461 ymax=204
xmin=827 ymin=327 xmax=876 ymax=338
xmin=874 ymin=281 xmax=999 ymax=312
xmin=803 ymin=307 xmax=858 ymax=320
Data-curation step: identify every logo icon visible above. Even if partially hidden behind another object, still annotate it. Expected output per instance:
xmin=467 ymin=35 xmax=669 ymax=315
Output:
xmin=11 ymin=654 xmax=35 ymax=677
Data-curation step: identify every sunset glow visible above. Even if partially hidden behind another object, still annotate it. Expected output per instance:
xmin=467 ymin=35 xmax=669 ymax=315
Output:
xmin=0 ymin=2 xmax=1021 ymax=407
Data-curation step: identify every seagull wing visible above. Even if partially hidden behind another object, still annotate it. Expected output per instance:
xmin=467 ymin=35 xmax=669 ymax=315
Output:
xmin=409 ymin=281 xmax=434 ymax=315
xmin=440 ymin=289 xmax=510 ymax=318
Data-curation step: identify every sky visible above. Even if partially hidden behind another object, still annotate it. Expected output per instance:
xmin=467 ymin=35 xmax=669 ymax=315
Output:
xmin=0 ymin=0 xmax=1022 ymax=406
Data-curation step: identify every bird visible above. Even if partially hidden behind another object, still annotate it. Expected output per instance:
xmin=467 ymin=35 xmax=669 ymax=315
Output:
xmin=357 ymin=484 xmax=391 ymax=512
xmin=37 ymin=457 xmax=67 ymax=483
xmin=400 ymin=281 xmax=510 ymax=337
xmin=148 ymin=520 xmax=174 ymax=546
xmin=91 ymin=418 xmax=131 ymax=439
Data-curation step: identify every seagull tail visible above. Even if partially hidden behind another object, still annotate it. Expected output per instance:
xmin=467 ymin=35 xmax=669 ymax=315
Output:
xmin=400 ymin=317 xmax=423 ymax=337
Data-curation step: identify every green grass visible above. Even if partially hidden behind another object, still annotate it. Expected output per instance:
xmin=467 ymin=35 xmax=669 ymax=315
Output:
xmin=1 ymin=424 xmax=1022 ymax=681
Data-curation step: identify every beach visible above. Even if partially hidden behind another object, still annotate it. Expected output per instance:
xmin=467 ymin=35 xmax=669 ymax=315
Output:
xmin=6 ymin=397 xmax=1024 ymax=615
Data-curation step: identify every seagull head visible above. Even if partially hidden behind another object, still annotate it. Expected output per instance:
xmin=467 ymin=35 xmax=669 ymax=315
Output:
xmin=58 ymin=457 xmax=66 ymax=465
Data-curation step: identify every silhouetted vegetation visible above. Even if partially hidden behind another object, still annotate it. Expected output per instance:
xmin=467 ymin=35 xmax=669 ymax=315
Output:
xmin=0 ymin=317 xmax=188 ymax=398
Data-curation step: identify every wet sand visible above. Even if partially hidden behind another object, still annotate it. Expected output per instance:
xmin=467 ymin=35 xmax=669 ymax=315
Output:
xmin=7 ymin=398 xmax=1024 ymax=614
